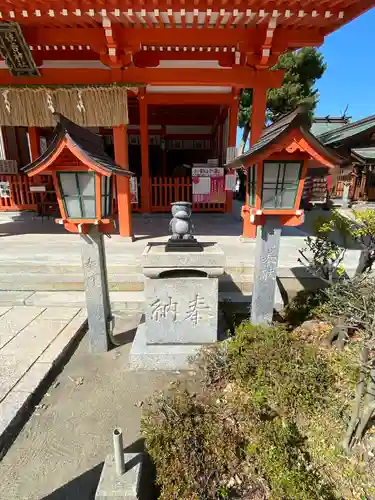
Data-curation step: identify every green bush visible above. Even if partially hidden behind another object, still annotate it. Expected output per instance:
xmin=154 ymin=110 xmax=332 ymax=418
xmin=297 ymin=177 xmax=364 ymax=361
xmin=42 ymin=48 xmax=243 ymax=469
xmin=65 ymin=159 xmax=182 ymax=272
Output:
xmin=283 ymin=289 xmax=326 ymax=326
xmin=142 ymin=323 xmax=338 ymax=500
xmin=225 ymin=323 xmax=334 ymax=418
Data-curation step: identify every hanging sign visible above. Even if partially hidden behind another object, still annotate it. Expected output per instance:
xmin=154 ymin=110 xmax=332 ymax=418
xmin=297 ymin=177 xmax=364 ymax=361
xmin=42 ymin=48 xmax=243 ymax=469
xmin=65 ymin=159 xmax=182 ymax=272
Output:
xmin=210 ymin=177 xmax=226 ymax=203
xmin=130 ymin=177 xmax=138 ymax=204
xmin=225 ymin=174 xmax=237 ymax=192
xmin=192 ymin=176 xmax=226 ymax=204
xmin=0 ymin=23 xmax=39 ymax=77
xmin=192 ymin=167 xmax=224 ymax=177
xmin=0 ymin=181 xmax=10 ymax=198
xmin=192 ymin=176 xmax=210 ymax=203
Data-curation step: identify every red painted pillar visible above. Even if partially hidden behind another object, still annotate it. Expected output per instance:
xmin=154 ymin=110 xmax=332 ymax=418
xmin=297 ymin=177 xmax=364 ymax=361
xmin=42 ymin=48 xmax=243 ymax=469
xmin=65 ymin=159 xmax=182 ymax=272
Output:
xmin=139 ymin=92 xmax=151 ymax=213
xmin=114 ymin=125 xmax=133 ymax=238
xmin=226 ymin=92 xmax=239 ymax=213
xmin=161 ymin=125 xmax=167 ymax=177
xmin=28 ymin=127 xmax=40 ymax=161
xmin=242 ymin=85 xmax=267 ymax=239
xmin=217 ymin=121 xmax=223 ymax=165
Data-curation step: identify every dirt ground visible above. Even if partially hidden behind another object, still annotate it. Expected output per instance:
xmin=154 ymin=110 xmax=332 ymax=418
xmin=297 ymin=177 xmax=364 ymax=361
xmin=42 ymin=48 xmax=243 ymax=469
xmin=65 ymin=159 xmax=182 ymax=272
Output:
xmin=0 ymin=313 xmax=185 ymax=500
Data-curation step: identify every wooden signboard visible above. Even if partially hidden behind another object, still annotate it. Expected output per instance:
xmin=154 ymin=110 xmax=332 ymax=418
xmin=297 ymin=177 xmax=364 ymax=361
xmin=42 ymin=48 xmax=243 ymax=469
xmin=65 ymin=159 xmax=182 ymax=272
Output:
xmin=0 ymin=159 xmax=18 ymax=174
xmin=0 ymin=22 xmax=39 ymax=77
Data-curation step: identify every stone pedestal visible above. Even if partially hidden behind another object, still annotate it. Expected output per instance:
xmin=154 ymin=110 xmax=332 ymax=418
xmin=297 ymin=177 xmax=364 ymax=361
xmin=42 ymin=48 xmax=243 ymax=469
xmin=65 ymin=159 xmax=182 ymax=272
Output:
xmin=251 ymin=217 xmax=282 ymax=325
xmin=81 ymin=226 xmax=111 ymax=353
xmin=129 ymin=243 xmax=225 ymax=370
xmin=95 ymin=453 xmax=142 ymax=500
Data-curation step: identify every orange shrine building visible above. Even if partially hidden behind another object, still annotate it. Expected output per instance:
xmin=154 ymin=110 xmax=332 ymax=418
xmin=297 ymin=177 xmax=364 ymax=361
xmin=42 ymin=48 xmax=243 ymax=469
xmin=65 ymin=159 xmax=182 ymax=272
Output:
xmin=0 ymin=0 xmax=373 ymax=238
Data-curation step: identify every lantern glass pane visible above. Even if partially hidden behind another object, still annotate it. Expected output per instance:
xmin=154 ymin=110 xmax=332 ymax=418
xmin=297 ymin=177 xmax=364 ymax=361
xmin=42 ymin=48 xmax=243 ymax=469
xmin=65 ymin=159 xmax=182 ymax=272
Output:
xmin=263 ymin=163 xmax=279 ymax=182
xmin=65 ymin=197 xmax=82 ymax=218
xmin=101 ymin=175 xmax=113 ymax=218
xmin=284 ymin=163 xmax=301 ymax=182
xmin=261 ymin=161 xmax=302 ymax=210
xmin=262 ymin=188 xmax=278 ymax=208
xmin=248 ymin=165 xmax=257 ymax=207
xmin=82 ymin=198 xmax=96 ymax=218
xmin=59 ymin=173 xmax=77 ymax=196
xmin=58 ymin=172 xmax=96 ymax=220
xmin=280 ymin=188 xmax=298 ymax=208
xmin=78 ymin=173 xmax=95 ymax=196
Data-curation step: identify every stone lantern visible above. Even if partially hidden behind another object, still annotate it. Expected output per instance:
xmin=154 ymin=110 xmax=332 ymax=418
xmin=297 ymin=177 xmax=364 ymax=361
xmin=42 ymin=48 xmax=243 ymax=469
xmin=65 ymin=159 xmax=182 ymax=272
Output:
xmin=226 ymin=106 xmax=346 ymax=324
xmin=22 ymin=114 xmax=134 ymax=352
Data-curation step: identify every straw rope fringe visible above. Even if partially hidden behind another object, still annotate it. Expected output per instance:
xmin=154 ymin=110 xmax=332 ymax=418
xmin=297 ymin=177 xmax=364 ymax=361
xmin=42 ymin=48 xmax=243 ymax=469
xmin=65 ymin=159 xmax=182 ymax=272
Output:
xmin=0 ymin=86 xmax=129 ymax=126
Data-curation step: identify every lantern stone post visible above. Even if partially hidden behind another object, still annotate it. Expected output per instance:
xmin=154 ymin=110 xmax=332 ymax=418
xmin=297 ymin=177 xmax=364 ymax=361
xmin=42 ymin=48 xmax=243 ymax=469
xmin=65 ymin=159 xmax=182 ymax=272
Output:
xmin=251 ymin=217 xmax=282 ymax=324
xmin=22 ymin=114 xmax=134 ymax=354
xmin=225 ymin=106 xmax=345 ymax=325
xmin=81 ymin=226 xmax=111 ymax=353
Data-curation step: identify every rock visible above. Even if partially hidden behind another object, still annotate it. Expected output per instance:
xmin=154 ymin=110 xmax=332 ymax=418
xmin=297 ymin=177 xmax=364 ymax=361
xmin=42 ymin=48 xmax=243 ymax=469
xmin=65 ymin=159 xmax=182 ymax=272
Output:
xmin=300 ymin=320 xmax=322 ymax=332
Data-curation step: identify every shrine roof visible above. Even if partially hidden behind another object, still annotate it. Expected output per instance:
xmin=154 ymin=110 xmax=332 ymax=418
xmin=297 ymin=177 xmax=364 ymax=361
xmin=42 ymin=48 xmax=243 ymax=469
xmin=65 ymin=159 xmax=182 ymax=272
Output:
xmin=317 ymin=115 xmax=375 ymax=145
xmin=226 ymin=105 xmax=346 ymax=169
xmin=22 ymin=114 xmax=133 ymax=176
xmin=0 ymin=1 xmax=371 ymax=35
xmin=351 ymin=147 xmax=375 ymax=162
xmin=310 ymin=116 xmax=351 ymax=136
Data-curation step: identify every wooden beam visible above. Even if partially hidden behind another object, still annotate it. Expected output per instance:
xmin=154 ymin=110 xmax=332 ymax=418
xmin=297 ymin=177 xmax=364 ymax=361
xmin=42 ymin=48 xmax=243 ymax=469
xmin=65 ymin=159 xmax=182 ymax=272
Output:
xmin=22 ymin=27 xmax=326 ymax=53
xmin=145 ymin=93 xmax=233 ymax=105
xmin=28 ymin=127 xmax=40 ymax=161
xmin=0 ymin=67 xmax=284 ymax=88
xmin=139 ymin=91 xmax=150 ymax=212
xmin=228 ymin=92 xmax=239 ymax=148
xmin=133 ymin=52 xmax=234 ymax=68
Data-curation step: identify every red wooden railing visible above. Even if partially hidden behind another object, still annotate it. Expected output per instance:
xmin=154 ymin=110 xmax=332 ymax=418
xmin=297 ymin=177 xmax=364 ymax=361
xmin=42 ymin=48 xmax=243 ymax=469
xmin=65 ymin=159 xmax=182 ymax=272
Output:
xmin=1 ymin=175 xmax=226 ymax=214
xmin=0 ymin=174 xmax=41 ymax=211
xmin=150 ymin=176 xmax=226 ymax=212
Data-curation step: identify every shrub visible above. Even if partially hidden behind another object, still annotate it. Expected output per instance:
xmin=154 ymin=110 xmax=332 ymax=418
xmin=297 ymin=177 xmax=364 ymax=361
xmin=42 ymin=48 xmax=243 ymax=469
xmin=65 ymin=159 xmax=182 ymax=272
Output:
xmin=142 ymin=322 xmax=338 ymax=499
xmin=216 ymin=323 xmax=334 ymax=419
xmin=283 ymin=289 xmax=326 ymax=326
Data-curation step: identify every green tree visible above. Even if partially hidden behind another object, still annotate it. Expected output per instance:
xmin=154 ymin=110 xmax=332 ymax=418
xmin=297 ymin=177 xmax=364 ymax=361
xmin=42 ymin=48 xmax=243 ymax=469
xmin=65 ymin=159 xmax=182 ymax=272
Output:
xmin=238 ymin=47 xmax=326 ymax=152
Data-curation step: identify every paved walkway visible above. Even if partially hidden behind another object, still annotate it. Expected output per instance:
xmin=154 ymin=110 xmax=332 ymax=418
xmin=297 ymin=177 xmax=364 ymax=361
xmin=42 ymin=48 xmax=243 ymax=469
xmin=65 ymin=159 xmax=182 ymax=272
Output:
xmin=0 ymin=305 xmax=86 ymax=454
xmin=0 ymin=314 xmax=182 ymax=500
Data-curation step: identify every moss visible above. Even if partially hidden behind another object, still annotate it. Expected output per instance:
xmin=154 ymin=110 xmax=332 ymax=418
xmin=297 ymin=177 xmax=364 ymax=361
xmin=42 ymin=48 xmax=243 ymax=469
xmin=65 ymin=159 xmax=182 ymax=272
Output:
xmin=142 ymin=322 xmax=341 ymax=499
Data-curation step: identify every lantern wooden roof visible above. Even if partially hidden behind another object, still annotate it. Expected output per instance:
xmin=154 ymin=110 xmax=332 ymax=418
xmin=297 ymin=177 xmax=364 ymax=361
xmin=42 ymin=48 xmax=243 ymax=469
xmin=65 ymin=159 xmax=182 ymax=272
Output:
xmin=22 ymin=114 xmax=134 ymax=177
xmin=226 ymin=106 xmax=348 ymax=170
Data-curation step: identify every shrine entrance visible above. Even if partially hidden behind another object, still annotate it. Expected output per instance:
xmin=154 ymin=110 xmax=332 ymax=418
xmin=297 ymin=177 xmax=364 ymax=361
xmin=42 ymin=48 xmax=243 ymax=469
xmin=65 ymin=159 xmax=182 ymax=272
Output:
xmin=100 ymin=98 xmax=236 ymax=213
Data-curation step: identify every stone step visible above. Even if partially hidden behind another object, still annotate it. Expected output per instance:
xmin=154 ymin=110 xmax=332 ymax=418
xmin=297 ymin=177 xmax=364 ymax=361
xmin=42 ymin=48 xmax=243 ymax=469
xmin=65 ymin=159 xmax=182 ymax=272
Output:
xmin=0 ymin=263 xmax=142 ymax=275
xmin=0 ymin=290 xmax=252 ymax=311
xmin=0 ymin=271 xmax=323 ymax=294
xmin=0 ymin=273 xmax=144 ymax=292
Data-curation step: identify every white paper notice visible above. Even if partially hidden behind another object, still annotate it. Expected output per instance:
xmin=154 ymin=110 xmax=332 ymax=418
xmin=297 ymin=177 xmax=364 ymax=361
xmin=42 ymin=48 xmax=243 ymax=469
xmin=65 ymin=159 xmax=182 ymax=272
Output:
xmin=225 ymin=174 xmax=237 ymax=191
xmin=192 ymin=176 xmax=211 ymax=195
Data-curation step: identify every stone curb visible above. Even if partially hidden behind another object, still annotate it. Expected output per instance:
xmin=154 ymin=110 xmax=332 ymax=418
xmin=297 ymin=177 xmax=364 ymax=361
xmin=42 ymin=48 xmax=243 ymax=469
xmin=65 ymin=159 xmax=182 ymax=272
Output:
xmin=0 ymin=310 xmax=87 ymax=459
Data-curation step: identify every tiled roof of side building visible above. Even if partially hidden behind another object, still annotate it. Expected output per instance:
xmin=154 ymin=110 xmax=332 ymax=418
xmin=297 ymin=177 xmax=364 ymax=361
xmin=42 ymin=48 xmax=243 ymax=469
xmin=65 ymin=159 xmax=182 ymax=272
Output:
xmin=317 ymin=115 xmax=375 ymax=145
xmin=351 ymin=147 xmax=375 ymax=161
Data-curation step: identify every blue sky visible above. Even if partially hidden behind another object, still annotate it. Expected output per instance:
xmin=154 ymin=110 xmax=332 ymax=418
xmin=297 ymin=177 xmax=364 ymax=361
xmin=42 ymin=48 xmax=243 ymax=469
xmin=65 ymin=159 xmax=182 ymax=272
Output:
xmin=236 ymin=7 xmax=375 ymax=145
xmin=316 ymin=7 xmax=375 ymax=120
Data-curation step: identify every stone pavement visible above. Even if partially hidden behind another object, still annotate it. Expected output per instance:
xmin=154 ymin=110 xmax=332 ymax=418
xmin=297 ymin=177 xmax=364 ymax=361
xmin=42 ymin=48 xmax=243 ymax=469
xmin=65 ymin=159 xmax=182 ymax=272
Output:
xmin=0 ymin=208 xmax=362 ymax=295
xmin=0 ymin=304 xmax=87 ymax=454
xmin=0 ymin=315 xmax=187 ymax=500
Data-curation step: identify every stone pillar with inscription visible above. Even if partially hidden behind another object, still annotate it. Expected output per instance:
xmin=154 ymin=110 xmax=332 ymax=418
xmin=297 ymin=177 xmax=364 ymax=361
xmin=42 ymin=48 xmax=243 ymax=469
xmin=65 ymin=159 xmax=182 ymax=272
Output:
xmin=250 ymin=217 xmax=282 ymax=325
xmin=129 ymin=242 xmax=225 ymax=370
